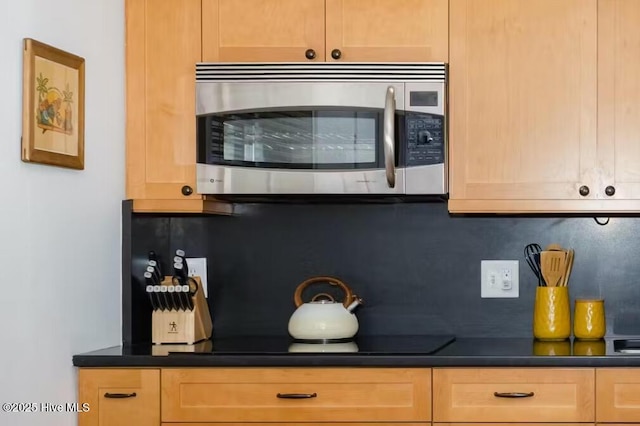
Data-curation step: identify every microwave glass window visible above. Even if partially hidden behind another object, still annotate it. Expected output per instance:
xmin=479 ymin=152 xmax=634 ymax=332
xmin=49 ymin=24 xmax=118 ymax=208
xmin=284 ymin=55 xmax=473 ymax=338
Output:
xmin=219 ymin=111 xmax=377 ymax=166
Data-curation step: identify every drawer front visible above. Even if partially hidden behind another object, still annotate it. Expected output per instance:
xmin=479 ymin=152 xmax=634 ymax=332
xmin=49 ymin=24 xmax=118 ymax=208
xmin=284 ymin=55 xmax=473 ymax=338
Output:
xmin=78 ymin=368 xmax=160 ymax=426
xmin=162 ymin=367 xmax=431 ymax=422
xmin=165 ymin=424 xmax=430 ymax=426
xmin=433 ymin=368 xmax=594 ymax=422
xmin=434 ymin=424 xmax=591 ymax=426
xmin=597 ymin=368 xmax=640 ymax=422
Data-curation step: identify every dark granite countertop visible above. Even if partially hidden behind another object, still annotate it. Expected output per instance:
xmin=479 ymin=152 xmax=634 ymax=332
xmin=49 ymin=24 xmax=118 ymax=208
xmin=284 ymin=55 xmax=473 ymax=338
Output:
xmin=72 ymin=335 xmax=640 ymax=367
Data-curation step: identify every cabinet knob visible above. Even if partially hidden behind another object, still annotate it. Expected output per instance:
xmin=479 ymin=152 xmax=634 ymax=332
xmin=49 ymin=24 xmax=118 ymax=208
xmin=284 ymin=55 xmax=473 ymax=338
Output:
xmin=605 ymin=185 xmax=616 ymax=196
xmin=331 ymin=49 xmax=342 ymax=60
xmin=181 ymin=185 xmax=194 ymax=196
xmin=304 ymin=49 xmax=316 ymax=60
xmin=579 ymin=185 xmax=590 ymax=197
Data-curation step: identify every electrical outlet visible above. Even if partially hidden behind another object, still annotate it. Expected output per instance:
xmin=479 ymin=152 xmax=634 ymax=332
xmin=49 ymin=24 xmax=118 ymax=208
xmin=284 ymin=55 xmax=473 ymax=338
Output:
xmin=481 ymin=260 xmax=519 ymax=298
xmin=186 ymin=258 xmax=208 ymax=298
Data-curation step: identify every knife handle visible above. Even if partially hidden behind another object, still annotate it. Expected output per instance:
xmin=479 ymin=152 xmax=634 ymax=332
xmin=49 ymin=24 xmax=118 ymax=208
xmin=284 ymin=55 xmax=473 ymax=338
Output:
xmin=173 ymin=262 xmax=188 ymax=283
xmin=160 ymin=286 xmax=171 ymax=311
xmin=145 ymin=285 xmax=158 ymax=310
xmin=146 ymin=265 xmax=162 ymax=283
xmin=148 ymin=260 xmax=163 ymax=279
xmin=148 ymin=251 xmax=163 ymax=276
xmin=183 ymin=285 xmax=194 ymax=310
xmin=144 ymin=274 xmax=161 ymax=311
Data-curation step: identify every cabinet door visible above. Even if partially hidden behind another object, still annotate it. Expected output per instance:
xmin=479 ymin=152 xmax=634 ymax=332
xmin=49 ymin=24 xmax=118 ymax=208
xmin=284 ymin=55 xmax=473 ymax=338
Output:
xmin=78 ymin=369 xmax=159 ymax=426
xmin=325 ymin=0 xmax=448 ymax=62
xmin=126 ymin=0 xmax=201 ymax=202
xmin=598 ymin=0 xmax=640 ymax=207
xmin=202 ymin=0 xmax=325 ymax=62
xmin=448 ymin=0 xmax=598 ymax=213
xmin=596 ymin=368 xmax=640 ymax=422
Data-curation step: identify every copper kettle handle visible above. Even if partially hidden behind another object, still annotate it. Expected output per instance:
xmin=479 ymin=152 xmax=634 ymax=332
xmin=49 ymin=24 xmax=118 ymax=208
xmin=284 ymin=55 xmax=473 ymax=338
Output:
xmin=293 ymin=276 xmax=354 ymax=308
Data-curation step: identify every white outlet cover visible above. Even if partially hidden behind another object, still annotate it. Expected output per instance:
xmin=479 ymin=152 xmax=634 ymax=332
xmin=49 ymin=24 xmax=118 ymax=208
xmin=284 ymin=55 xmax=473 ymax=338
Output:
xmin=481 ymin=260 xmax=519 ymax=298
xmin=186 ymin=258 xmax=208 ymax=298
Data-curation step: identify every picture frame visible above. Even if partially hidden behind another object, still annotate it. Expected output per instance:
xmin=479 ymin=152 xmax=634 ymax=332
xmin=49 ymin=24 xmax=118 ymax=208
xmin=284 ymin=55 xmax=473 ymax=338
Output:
xmin=21 ymin=38 xmax=85 ymax=170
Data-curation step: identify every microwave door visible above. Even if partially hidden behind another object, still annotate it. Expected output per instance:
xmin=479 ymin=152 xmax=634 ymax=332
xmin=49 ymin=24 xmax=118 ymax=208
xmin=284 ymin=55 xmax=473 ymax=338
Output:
xmin=196 ymin=83 xmax=406 ymax=195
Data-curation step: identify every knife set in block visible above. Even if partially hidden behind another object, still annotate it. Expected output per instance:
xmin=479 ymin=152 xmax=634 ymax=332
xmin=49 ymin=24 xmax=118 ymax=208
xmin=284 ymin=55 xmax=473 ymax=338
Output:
xmin=151 ymin=276 xmax=212 ymax=345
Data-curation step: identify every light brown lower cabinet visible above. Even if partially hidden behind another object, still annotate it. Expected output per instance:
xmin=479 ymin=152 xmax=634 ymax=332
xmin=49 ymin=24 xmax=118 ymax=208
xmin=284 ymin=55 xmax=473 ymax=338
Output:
xmin=79 ymin=366 xmax=640 ymax=424
xmin=433 ymin=424 xmax=591 ymax=426
xmin=78 ymin=368 xmax=159 ymax=426
xmin=161 ymin=367 xmax=431 ymax=422
xmin=432 ymin=368 xmax=595 ymax=423
xmin=597 ymin=368 xmax=640 ymax=422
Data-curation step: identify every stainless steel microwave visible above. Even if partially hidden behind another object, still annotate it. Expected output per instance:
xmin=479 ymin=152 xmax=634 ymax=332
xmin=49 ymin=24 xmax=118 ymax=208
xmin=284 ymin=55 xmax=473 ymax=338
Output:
xmin=195 ymin=63 xmax=447 ymax=196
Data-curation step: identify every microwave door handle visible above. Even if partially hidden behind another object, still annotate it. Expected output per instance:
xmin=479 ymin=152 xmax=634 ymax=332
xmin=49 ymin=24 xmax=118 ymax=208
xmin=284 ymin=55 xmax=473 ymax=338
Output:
xmin=383 ymin=86 xmax=396 ymax=188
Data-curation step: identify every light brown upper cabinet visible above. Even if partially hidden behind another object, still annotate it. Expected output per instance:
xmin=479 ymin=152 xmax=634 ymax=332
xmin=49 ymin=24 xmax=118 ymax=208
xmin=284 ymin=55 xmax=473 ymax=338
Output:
xmin=202 ymin=0 xmax=448 ymax=62
xmin=125 ymin=0 xmax=231 ymax=213
xmin=325 ymin=0 xmax=448 ymax=62
xmin=448 ymin=0 xmax=599 ymax=213
xmin=597 ymin=0 xmax=640 ymax=208
xmin=202 ymin=0 xmax=326 ymax=62
xmin=450 ymin=0 xmax=640 ymax=213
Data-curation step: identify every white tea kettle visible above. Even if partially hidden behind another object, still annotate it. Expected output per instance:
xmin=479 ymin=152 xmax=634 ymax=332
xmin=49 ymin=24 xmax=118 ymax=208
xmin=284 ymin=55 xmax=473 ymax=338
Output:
xmin=287 ymin=276 xmax=363 ymax=341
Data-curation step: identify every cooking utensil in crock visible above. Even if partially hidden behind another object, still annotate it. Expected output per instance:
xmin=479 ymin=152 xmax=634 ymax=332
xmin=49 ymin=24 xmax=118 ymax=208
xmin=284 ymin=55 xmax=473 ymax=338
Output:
xmin=541 ymin=250 xmax=566 ymax=287
xmin=524 ymin=243 xmax=544 ymax=286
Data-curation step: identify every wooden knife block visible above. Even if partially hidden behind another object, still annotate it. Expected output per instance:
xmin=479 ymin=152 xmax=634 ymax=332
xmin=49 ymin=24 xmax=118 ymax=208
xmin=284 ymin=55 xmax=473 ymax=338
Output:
xmin=152 ymin=276 xmax=213 ymax=345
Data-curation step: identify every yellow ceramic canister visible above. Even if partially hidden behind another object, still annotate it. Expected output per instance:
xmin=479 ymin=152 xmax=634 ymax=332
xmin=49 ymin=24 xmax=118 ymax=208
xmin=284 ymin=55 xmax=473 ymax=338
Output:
xmin=573 ymin=299 xmax=606 ymax=340
xmin=533 ymin=286 xmax=571 ymax=341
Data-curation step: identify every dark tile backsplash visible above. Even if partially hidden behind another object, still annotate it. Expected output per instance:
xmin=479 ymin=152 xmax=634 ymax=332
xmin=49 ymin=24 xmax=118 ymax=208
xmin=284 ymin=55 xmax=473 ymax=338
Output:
xmin=125 ymin=202 xmax=640 ymax=343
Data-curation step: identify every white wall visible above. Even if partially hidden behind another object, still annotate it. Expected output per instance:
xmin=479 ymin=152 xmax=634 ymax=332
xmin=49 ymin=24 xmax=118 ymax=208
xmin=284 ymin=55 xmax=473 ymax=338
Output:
xmin=0 ymin=0 xmax=124 ymax=424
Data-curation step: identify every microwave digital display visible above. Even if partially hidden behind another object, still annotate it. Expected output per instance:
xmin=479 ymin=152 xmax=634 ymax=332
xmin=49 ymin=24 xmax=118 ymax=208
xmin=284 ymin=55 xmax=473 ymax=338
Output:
xmin=410 ymin=91 xmax=438 ymax=107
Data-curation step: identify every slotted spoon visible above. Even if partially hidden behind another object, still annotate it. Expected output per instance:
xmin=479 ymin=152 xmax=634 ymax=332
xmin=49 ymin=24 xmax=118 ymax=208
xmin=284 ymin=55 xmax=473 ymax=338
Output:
xmin=541 ymin=250 xmax=566 ymax=287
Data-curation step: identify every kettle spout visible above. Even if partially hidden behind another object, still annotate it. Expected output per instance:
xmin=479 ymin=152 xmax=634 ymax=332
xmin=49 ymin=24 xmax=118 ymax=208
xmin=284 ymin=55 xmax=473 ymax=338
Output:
xmin=346 ymin=297 xmax=363 ymax=313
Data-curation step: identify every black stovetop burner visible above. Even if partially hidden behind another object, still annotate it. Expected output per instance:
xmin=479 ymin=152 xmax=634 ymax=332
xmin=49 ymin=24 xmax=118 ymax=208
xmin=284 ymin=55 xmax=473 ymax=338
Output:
xmin=168 ymin=335 xmax=456 ymax=355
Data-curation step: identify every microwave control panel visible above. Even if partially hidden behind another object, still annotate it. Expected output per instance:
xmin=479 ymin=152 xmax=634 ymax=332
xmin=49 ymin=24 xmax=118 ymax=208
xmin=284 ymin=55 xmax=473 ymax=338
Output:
xmin=405 ymin=112 xmax=445 ymax=167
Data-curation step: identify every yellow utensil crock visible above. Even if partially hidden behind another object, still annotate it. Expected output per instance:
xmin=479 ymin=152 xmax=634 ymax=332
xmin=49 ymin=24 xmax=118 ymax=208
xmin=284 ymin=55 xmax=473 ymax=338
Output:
xmin=533 ymin=286 xmax=570 ymax=341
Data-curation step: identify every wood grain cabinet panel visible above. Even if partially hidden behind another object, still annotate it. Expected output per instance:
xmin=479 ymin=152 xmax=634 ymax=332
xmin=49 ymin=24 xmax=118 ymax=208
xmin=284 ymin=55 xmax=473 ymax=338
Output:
xmin=202 ymin=0 xmax=325 ymax=62
xmin=126 ymin=0 xmax=201 ymax=201
xmin=433 ymin=368 xmax=595 ymax=422
xmin=78 ymin=369 xmax=160 ymax=426
xmin=165 ymin=424 xmax=429 ymax=426
xmin=448 ymin=0 xmax=598 ymax=213
xmin=598 ymin=0 xmax=640 ymax=203
xmin=125 ymin=0 xmax=232 ymax=214
xmin=596 ymin=368 xmax=640 ymax=422
xmin=325 ymin=0 xmax=448 ymax=62
xmin=434 ymin=424 xmax=592 ymax=426
xmin=161 ymin=367 xmax=431 ymax=422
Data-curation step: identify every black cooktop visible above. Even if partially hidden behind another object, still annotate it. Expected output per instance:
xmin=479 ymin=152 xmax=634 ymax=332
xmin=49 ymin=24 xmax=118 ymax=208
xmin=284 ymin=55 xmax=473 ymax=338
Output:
xmin=168 ymin=335 xmax=456 ymax=355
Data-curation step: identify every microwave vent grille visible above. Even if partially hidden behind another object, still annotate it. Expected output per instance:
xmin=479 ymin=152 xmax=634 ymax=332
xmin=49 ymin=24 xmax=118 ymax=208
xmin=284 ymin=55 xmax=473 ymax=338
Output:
xmin=196 ymin=62 xmax=446 ymax=82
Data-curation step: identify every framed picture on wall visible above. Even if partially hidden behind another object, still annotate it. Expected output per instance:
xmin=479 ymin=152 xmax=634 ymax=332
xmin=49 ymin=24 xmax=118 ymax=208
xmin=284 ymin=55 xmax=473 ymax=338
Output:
xmin=21 ymin=38 xmax=85 ymax=170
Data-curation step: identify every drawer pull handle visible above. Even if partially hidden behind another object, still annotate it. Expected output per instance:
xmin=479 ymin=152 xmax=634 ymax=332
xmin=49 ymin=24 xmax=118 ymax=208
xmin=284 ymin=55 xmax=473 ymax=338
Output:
xmin=494 ymin=391 xmax=534 ymax=398
xmin=104 ymin=392 xmax=137 ymax=399
xmin=276 ymin=392 xmax=317 ymax=399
